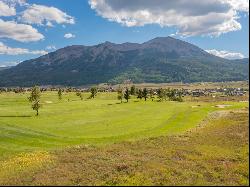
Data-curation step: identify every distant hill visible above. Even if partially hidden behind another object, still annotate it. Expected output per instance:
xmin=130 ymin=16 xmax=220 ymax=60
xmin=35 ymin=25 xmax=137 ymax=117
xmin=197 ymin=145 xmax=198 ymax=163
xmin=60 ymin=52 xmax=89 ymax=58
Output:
xmin=230 ymin=58 xmax=249 ymax=64
xmin=0 ymin=66 xmax=11 ymax=71
xmin=0 ymin=37 xmax=248 ymax=86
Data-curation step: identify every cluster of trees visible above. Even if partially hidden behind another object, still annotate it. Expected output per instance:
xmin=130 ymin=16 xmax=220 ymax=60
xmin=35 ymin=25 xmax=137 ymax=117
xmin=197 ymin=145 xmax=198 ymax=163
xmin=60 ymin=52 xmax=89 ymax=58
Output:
xmin=59 ymin=87 xmax=98 ymax=101
xmin=28 ymin=86 xmax=99 ymax=116
xmin=118 ymin=86 xmax=149 ymax=103
xmin=156 ymin=88 xmax=183 ymax=102
xmin=117 ymin=85 xmax=183 ymax=103
xmin=117 ymin=87 xmax=131 ymax=103
xmin=27 ymin=85 xmax=183 ymax=116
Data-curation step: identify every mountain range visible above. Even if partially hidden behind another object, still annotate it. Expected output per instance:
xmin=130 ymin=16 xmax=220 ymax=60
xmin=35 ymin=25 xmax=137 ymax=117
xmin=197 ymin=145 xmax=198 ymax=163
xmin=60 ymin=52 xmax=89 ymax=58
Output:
xmin=0 ymin=37 xmax=248 ymax=87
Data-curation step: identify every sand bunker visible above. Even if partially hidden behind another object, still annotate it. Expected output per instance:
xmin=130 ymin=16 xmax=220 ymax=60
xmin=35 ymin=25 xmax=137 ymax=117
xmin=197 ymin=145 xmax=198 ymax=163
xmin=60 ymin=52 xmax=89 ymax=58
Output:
xmin=45 ymin=101 xmax=53 ymax=104
xmin=215 ymin=104 xmax=232 ymax=108
xmin=191 ymin=105 xmax=201 ymax=108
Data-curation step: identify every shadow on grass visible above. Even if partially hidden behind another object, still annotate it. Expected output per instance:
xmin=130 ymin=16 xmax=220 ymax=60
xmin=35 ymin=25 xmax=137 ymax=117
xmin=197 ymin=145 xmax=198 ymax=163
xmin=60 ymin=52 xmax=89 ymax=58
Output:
xmin=0 ymin=115 xmax=32 ymax=118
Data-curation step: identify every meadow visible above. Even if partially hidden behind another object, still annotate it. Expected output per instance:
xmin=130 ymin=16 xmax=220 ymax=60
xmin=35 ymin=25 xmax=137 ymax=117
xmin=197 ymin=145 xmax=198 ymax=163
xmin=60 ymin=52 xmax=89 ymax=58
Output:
xmin=0 ymin=90 xmax=248 ymax=185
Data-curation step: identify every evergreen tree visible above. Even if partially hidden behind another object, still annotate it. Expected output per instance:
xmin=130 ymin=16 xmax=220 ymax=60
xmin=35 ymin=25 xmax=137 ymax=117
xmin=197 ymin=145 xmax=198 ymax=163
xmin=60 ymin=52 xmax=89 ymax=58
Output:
xmin=58 ymin=88 xmax=62 ymax=100
xmin=124 ymin=88 xmax=130 ymax=102
xmin=130 ymin=85 xmax=136 ymax=95
xmin=166 ymin=89 xmax=183 ymax=102
xmin=28 ymin=86 xmax=41 ymax=116
xmin=166 ymin=88 xmax=174 ymax=100
xmin=137 ymin=89 xmax=143 ymax=100
xmin=157 ymin=88 xmax=164 ymax=101
xmin=142 ymin=88 xmax=148 ymax=101
xmin=149 ymin=89 xmax=155 ymax=101
xmin=90 ymin=87 xmax=98 ymax=98
xmin=76 ymin=91 xmax=83 ymax=100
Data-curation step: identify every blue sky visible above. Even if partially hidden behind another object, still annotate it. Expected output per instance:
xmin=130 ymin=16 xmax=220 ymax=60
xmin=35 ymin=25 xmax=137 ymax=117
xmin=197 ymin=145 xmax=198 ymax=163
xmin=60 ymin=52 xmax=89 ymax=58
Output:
xmin=0 ymin=0 xmax=249 ymax=67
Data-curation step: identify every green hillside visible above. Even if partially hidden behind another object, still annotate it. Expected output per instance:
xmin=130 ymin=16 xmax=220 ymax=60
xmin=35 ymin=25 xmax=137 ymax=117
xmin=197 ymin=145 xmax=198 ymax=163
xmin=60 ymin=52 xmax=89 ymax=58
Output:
xmin=0 ymin=37 xmax=248 ymax=86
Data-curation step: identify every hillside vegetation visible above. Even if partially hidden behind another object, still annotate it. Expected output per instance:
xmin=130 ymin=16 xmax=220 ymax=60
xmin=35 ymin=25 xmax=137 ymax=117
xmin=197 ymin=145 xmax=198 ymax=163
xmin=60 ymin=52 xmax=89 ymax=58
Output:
xmin=0 ymin=37 xmax=248 ymax=86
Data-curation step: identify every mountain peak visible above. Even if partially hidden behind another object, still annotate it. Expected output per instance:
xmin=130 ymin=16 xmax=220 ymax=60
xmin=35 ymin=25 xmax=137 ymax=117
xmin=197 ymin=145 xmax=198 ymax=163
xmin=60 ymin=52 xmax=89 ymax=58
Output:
xmin=141 ymin=36 xmax=207 ymax=57
xmin=143 ymin=36 xmax=175 ymax=44
xmin=0 ymin=37 xmax=248 ymax=86
xmin=103 ymin=41 xmax=115 ymax=45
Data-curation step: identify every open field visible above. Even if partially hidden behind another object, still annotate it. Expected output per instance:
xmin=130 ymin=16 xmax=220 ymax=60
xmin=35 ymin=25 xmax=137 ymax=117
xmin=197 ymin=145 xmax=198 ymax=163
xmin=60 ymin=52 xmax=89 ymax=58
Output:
xmin=0 ymin=91 xmax=248 ymax=157
xmin=0 ymin=91 xmax=248 ymax=185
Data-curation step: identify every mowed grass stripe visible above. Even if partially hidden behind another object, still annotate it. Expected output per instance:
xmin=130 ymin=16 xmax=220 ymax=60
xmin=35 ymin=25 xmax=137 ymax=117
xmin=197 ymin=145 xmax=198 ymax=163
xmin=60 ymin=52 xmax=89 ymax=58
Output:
xmin=0 ymin=92 xmax=248 ymax=158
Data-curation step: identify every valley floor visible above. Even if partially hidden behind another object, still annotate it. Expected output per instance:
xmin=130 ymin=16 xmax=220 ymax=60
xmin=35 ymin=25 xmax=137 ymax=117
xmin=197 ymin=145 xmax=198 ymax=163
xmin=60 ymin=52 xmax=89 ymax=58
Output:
xmin=0 ymin=108 xmax=248 ymax=186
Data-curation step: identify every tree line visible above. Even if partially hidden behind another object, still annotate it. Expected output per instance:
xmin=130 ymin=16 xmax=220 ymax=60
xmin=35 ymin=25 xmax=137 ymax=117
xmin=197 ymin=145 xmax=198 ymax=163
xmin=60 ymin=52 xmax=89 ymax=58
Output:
xmin=27 ymin=85 xmax=183 ymax=116
xmin=117 ymin=85 xmax=183 ymax=103
xmin=28 ymin=86 xmax=98 ymax=116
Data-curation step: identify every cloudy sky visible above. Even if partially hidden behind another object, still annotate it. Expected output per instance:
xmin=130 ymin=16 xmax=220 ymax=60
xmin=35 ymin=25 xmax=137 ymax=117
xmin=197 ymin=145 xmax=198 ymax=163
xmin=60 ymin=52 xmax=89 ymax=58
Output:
xmin=0 ymin=0 xmax=249 ymax=67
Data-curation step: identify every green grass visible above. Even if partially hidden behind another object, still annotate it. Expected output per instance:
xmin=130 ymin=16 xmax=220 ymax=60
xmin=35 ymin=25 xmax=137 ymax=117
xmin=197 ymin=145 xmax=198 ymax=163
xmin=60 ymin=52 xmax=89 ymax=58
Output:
xmin=0 ymin=108 xmax=248 ymax=185
xmin=0 ymin=91 xmax=248 ymax=159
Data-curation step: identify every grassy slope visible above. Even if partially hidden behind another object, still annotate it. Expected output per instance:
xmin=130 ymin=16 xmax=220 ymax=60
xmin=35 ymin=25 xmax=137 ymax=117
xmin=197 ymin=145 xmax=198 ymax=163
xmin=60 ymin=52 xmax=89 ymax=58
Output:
xmin=0 ymin=92 xmax=247 ymax=158
xmin=0 ymin=109 xmax=248 ymax=185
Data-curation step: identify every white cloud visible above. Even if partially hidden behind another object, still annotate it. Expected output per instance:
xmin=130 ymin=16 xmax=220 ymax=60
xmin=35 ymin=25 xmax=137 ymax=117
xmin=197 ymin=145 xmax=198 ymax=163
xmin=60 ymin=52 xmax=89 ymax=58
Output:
xmin=0 ymin=0 xmax=16 ymax=16
xmin=1 ymin=0 xmax=28 ymax=6
xmin=46 ymin=21 xmax=53 ymax=27
xmin=89 ymin=0 xmax=249 ymax=37
xmin=0 ymin=42 xmax=47 ymax=55
xmin=227 ymin=0 xmax=249 ymax=12
xmin=206 ymin=49 xmax=245 ymax=59
xmin=46 ymin=45 xmax=56 ymax=50
xmin=0 ymin=19 xmax=44 ymax=42
xmin=64 ymin=33 xmax=75 ymax=38
xmin=0 ymin=61 xmax=20 ymax=67
xmin=20 ymin=4 xmax=75 ymax=26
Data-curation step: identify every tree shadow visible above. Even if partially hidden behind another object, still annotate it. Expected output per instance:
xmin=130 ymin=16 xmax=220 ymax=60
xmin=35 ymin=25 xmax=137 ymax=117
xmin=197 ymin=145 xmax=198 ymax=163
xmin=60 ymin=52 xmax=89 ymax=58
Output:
xmin=0 ymin=115 xmax=32 ymax=118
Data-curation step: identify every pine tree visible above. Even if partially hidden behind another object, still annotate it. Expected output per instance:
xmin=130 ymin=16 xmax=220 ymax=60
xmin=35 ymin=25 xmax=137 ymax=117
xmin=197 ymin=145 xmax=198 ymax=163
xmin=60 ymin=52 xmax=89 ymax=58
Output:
xmin=157 ymin=88 xmax=164 ymax=101
xmin=124 ymin=88 xmax=130 ymax=102
xmin=58 ymin=88 xmax=62 ymax=100
xmin=117 ymin=86 xmax=123 ymax=103
xmin=90 ymin=87 xmax=98 ymax=98
xmin=28 ymin=86 xmax=41 ymax=116
xmin=137 ymin=89 xmax=143 ymax=100
xmin=149 ymin=89 xmax=155 ymax=101
xmin=130 ymin=85 xmax=136 ymax=95
xmin=142 ymin=88 xmax=148 ymax=101
xmin=76 ymin=91 xmax=83 ymax=100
